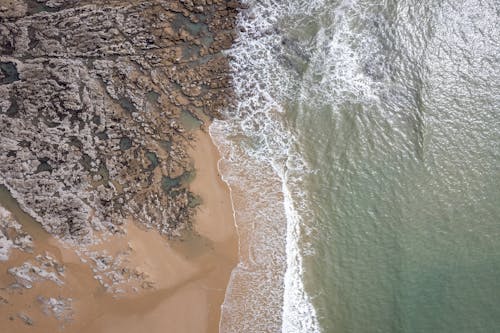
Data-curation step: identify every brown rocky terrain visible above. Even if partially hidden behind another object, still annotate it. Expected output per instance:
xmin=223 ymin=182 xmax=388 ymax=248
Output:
xmin=0 ymin=0 xmax=239 ymax=242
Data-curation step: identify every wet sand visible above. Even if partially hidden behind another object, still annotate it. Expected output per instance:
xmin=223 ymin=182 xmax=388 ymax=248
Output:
xmin=0 ymin=129 xmax=238 ymax=333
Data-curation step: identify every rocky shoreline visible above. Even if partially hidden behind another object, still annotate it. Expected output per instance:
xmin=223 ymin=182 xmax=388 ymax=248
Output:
xmin=0 ymin=0 xmax=241 ymax=329
xmin=0 ymin=0 xmax=240 ymax=242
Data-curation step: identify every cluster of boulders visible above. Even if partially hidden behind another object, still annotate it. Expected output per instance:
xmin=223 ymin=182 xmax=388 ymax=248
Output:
xmin=0 ymin=0 xmax=240 ymax=242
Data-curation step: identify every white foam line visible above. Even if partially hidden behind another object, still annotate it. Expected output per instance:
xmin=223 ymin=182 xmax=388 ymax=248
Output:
xmin=281 ymin=170 xmax=321 ymax=333
xmin=213 ymin=0 xmax=326 ymax=331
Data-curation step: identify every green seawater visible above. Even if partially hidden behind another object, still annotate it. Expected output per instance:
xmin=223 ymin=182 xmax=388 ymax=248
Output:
xmin=286 ymin=0 xmax=500 ymax=332
xmin=216 ymin=0 xmax=499 ymax=331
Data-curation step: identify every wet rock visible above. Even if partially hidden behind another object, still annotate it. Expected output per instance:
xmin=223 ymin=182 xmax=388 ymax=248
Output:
xmin=37 ymin=296 xmax=73 ymax=322
xmin=84 ymin=248 xmax=153 ymax=293
xmin=0 ymin=230 xmax=14 ymax=261
xmin=0 ymin=205 xmax=34 ymax=260
xmin=0 ymin=0 xmax=239 ymax=242
xmin=7 ymin=255 xmax=65 ymax=288
xmin=17 ymin=312 xmax=34 ymax=326
xmin=0 ymin=0 xmax=27 ymax=19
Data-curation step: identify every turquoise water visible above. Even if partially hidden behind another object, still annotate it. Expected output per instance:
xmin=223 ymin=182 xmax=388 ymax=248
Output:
xmin=215 ymin=0 xmax=500 ymax=332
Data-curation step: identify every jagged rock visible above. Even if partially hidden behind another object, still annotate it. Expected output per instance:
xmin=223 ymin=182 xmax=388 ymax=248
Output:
xmin=7 ymin=255 xmax=65 ymax=288
xmin=37 ymin=296 xmax=73 ymax=322
xmin=83 ymin=247 xmax=152 ymax=293
xmin=0 ymin=0 xmax=240 ymax=242
xmin=0 ymin=205 xmax=33 ymax=260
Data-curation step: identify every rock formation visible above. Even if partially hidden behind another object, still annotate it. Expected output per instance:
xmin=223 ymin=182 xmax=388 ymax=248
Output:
xmin=0 ymin=0 xmax=239 ymax=242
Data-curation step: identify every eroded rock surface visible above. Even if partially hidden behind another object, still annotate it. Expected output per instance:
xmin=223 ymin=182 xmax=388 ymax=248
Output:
xmin=7 ymin=254 xmax=65 ymax=288
xmin=0 ymin=0 xmax=239 ymax=241
xmin=37 ymin=296 xmax=73 ymax=322
xmin=0 ymin=205 xmax=33 ymax=260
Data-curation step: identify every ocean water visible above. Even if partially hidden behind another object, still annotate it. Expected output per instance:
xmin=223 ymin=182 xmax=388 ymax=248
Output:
xmin=213 ymin=0 xmax=500 ymax=332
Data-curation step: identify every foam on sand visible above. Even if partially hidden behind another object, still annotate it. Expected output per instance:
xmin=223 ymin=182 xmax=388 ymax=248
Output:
xmin=213 ymin=0 xmax=322 ymax=331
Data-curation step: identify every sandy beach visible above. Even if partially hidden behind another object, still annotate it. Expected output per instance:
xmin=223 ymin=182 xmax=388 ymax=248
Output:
xmin=0 ymin=129 xmax=238 ymax=333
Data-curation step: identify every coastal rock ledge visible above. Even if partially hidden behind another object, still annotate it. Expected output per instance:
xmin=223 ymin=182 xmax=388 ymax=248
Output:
xmin=0 ymin=0 xmax=240 ymax=242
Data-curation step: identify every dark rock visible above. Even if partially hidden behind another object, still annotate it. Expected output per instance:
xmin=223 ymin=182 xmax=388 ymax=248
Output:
xmin=0 ymin=0 xmax=240 ymax=241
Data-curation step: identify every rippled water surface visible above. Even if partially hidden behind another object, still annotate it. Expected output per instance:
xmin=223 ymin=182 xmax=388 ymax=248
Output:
xmin=217 ymin=0 xmax=500 ymax=332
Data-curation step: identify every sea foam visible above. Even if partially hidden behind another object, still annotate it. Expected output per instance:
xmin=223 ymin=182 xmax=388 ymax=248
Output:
xmin=212 ymin=0 xmax=322 ymax=332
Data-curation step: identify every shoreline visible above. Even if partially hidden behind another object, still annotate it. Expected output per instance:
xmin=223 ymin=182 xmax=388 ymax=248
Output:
xmin=0 ymin=128 xmax=238 ymax=333
xmin=188 ymin=129 xmax=239 ymax=332
xmin=0 ymin=1 xmax=241 ymax=331
xmin=207 ymin=126 xmax=242 ymax=332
